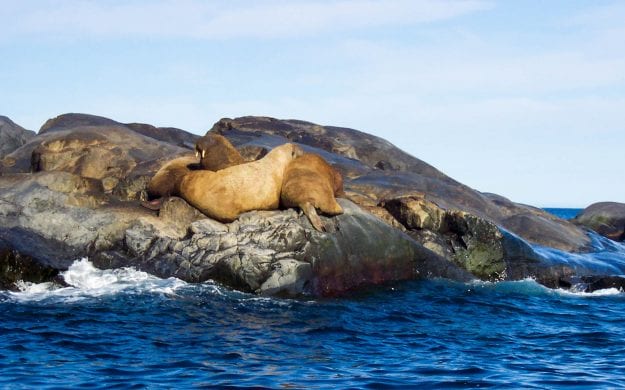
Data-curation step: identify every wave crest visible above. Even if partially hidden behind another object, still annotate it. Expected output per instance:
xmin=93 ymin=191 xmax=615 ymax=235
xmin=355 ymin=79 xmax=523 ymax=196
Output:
xmin=8 ymin=258 xmax=187 ymax=302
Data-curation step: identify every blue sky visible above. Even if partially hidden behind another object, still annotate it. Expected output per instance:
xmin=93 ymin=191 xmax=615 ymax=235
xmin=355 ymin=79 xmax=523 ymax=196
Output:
xmin=1 ymin=0 xmax=623 ymax=207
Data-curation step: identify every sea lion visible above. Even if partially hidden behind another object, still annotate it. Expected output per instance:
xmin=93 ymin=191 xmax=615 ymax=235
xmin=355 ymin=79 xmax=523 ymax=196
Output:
xmin=144 ymin=134 xmax=245 ymax=209
xmin=144 ymin=155 xmax=199 ymax=208
xmin=179 ymin=143 xmax=304 ymax=222
xmin=280 ymin=153 xmax=344 ymax=231
xmin=195 ymin=133 xmax=244 ymax=170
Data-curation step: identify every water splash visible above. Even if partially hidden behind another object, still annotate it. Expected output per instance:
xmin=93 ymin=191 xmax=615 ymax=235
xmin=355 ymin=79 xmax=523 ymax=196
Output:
xmin=8 ymin=258 xmax=188 ymax=302
xmin=531 ymin=231 xmax=625 ymax=275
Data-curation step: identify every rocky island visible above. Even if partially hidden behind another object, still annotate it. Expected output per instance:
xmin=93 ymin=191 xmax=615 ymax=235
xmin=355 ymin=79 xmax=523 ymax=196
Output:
xmin=1 ymin=113 xmax=623 ymax=296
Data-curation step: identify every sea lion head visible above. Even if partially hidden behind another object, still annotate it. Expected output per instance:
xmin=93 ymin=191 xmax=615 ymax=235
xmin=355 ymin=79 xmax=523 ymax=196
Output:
xmin=194 ymin=133 xmax=246 ymax=171
xmin=195 ymin=133 xmax=230 ymax=159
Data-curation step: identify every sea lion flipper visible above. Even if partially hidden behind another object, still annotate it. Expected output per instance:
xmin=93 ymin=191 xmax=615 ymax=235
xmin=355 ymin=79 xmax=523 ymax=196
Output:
xmin=301 ymin=202 xmax=325 ymax=232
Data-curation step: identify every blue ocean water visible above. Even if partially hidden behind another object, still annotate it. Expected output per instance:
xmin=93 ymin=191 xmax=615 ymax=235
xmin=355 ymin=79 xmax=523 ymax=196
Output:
xmin=543 ymin=208 xmax=583 ymax=220
xmin=2 ymin=209 xmax=624 ymax=388
xmin=2 ymin=257 xmax=625 ymax=389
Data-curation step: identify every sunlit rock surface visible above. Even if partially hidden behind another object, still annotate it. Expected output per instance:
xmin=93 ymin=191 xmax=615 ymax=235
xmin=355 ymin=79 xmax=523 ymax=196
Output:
xmin=0 ymin=113 xmax=605 ymax=296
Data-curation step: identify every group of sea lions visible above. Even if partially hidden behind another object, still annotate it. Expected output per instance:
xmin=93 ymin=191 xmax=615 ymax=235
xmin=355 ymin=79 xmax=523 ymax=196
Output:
xmin=144 ymin=133 xmax=344 ymax=231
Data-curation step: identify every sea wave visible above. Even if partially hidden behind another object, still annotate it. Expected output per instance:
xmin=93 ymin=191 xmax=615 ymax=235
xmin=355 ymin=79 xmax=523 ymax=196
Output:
xmin=6 ymin=257 xmax=624 ymax=305
xmin=465 ymin=277 xmax=623 ymax=298
xmin=7 ymin=258 xmax=188 ymax=303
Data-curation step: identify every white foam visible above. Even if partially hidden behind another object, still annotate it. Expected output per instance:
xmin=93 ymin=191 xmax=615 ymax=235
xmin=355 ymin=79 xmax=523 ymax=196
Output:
xmin=466 ymin=278 xmax=624 ymax=298
xmin=555 ymin=287 xmax=623 ymax=297
xmin=8 ymin=258 xmax=187 ymax=302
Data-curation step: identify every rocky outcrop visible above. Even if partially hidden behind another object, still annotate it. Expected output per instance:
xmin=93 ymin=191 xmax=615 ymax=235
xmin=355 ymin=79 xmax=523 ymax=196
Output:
xmin=574 ymin=202 xmax=625 ymax=241
xmin=0 ymin=170 xmax=471 ymax=296
xmin=0 ymin=116 xmax=36 ymax=160
xmin=2 ymin=115 xmax=194 ymax=199
xmin=94 ymin=199 xmax=472 ymax=296
xmin=0 ymin=113 xmax=610 ymax=296
xmin=210 ymin=117 xmax=590 ymax=252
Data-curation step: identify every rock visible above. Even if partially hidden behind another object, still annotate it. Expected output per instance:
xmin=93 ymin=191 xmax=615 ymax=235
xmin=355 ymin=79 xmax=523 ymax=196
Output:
xmin=2 ymin=117 xmax=191 ymax=200
xmin=39 ymin=113 xmax=120 ymax=134
xmin=1 ymin=168 xmax=471 ymax=296
xmin=259 ymin=259 xmax=313 ymax=296
xmin=0 ymin=247 xmax=60 ymax=291
xmin=574 ymin=202 xmax=625 ymax=241
xmin=157 ymin=196 xmax=206 ymax=233
xmin=210 ymin=116 xmax=450 ymax=180
xmin=0 ymin=112 xmax=609 ymax=296
xmin=0 ymin=171 xmax=159 ymax=270
xmin=578 ymin=275 xmax=625 ymax=292
xmin=212 ymin=116 xmax=590 ymax=252
xmin=125 ymin=122 xmax=199 ymax=149
xmin=93 ymin=199 xmax=472 ymax=296
xmin=0 ymin=116 xmax=36 ymax=161
xmin=238 ymin=145 xmax=269 ymax=162
xmin=380 ymin=195 xmax=593 ymax=283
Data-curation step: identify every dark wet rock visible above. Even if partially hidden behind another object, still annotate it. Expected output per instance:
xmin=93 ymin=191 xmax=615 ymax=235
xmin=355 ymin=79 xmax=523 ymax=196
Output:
xmin=574 ymin=202 xmax=625 ymax=241
xmin=0 ymin=116 xmax=36 ymax=160
xmin=578 ymin=275 xmax=625 ymax=292
xmin=0 ymin=247 xmax=60 ymax=291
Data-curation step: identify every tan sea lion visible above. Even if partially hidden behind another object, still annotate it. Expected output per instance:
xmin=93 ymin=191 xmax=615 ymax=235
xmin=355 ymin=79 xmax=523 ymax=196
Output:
xmin=195 ymin=133 xmax=244 ymax=170
xmin=280 ymin=153 xmax=344 ymax=231
xmin=179 ymin=143 xmax=304 ymax=222
xmin=146 ymin=155 xmax=199 ymax=201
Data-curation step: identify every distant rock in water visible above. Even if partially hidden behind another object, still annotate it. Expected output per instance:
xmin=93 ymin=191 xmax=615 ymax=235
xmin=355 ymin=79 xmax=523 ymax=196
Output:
xmin=0 ymin=116 xmax=36 ymax=160
xmin=0 ymin=112 xmax=607 ymax=296
xmin=574 ymin=202 xmax=625 ymax=241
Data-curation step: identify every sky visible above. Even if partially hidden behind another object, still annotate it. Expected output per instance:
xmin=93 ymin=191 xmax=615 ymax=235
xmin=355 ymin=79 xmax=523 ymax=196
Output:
xmin=1 ymin=0 xmax=623 ymax=207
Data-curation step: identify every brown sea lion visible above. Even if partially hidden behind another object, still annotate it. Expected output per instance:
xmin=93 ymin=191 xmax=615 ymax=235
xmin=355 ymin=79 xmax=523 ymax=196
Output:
xmin=179 ymin=143 xmax=304 ymax=222
xmin=144 ymin=134 xmax=246 ymax=209
xmin=143 ymin=155 xmax=199 ymax=209
xmin=195 ymin=133 xmax=244 ymax=170
xmin=280 ymin=153 xmax=344 ymax=231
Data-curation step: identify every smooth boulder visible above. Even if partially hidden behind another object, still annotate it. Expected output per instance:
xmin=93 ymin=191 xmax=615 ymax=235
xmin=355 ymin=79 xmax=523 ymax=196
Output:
xmin=574 ymin=202 xmax=625 ymax=241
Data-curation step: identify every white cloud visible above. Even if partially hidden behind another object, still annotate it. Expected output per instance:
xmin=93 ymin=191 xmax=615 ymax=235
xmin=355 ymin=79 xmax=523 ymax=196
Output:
xmin=2 ymin=0 xmax=491 ymax=40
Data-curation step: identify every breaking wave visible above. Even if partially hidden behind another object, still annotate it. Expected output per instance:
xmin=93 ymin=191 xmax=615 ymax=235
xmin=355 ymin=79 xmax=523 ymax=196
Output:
xmin=7 ymin=258 xmax=188 ymax=303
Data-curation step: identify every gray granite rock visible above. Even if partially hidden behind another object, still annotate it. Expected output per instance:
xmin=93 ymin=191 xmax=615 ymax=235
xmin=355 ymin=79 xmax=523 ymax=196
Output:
xmin=0 ymin=113 xmax=606 ymax=296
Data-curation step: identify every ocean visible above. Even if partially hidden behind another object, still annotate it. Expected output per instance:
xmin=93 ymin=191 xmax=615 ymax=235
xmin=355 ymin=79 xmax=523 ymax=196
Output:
xmin=3 ymin=208 xmax=625 ymax=388
xmin=542 ymin=208 xmax=582 ymax=220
